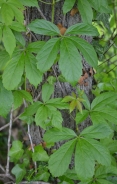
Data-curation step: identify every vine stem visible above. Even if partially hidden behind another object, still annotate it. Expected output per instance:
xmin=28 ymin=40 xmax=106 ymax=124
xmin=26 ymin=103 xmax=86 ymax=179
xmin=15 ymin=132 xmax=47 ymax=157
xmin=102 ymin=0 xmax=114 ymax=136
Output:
xmin=6 ymin=108 xmax=13 ymax=175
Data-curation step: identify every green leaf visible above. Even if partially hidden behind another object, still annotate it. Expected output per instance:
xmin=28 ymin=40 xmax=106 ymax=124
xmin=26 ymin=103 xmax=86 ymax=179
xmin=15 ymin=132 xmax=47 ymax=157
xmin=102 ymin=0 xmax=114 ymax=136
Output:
xmin=8 ymin=3 xmax=24 ymax=24
xmin=13 ymin=31 xmax=25 ymax=46
xmin=75 ymin=140 xmax=95 ymax=180
xmin=2 ymin=53 xmax=24 ymax=90
xmin=36 ymin=38 xmax=60 ymax=72
xmin=95 ymin=165 xmax=117 ymax=178
xmin=91 ymin=92 xmax=117 ymax=110
xmin=82 ymin=93 xmax=91 ymax=110
xmin=25 ymin=53 xmax=42 ymax=87
xmin=75 ymin=138 xmax=111 ymax=180
xmin=0 ymin=50 xmax=10 ymax=70
xmin=62 ymin=96 xmax=75 ymax=102
xmin=96 ymin=179 xmax=113 ymax=184
xmin=8 ymin=0 xmax=24 ymax=10
xmin=27 ymin=41 xmax=45 ymax=53
xmin=69 ymin=100 xmax=77 ymax=113
xmin=59 ymin=38 xmax=82 ymax=84
xmin=90 ymin=107 xmax=117 ymax=124
xmin=32 ymin=145 xmax=49 ymax=162
xmin=2 ymin=26 xmax=16 ymax=56
xmin=9 ymin=140 xmax=24 ymax=160
xmin=19 ymin=0 xmax=39 ymax=7
xmin=1 ymin=3 xmax=14 ymax=25
xmin=11 ymin=164 xmax=26 ymax=184
xmin=48 ymin=139 xmax=77 ymax=177
xmin=46 ymin=98 xmax=69 ymax=109
xmin=28 ymin=19 xmax=60 ymax=36
xmin=69 ymin=36 xmax=98 ymax=69
xmin=51 ymin=110 xmax=63 ymax=129
xmin=88 ymin=0 xmax=111 ymax=13
xmin=65 ymin=23 xmax=99 ymax=36
xmin=42 ymin=83 xmax=54 ymax=102
xmin=10 ymin=21 xmax=26 ymax=32
xmin=78 ymin=0 xmax=93 ymax=24
xmin=80 ymin=124 xmax=113 ymax=139
xmin=64 ymin=169 xmax=79 ymax=180
xmin=13 ymin=90 xmax=33 ymax=110
xmin=62 ymin=0 xmax=76 ymax=14
xmin=0 ymin=80 xmax=13 ymax=117
xmin=43 ymin=127 xmax=77 ymax=143
xmin=75 ymin=110 xmax=89 ymax=124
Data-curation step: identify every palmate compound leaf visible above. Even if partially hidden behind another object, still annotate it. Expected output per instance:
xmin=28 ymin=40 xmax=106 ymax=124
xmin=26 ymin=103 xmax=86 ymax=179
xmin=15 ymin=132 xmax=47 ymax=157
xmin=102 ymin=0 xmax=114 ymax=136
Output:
xmin=51 ymin=110 xmax=63 ymax=130
xmin=2 ymin=52 xmax=24 ymax=90
xmin=19 ymin=0 xmax=39 ymax=7
xmin=75 ymin=138 xmax=111 ymax=181
xmin=32 ymin=145 xmax=49 ymax=162
xmin=91 ymin=92 xmax=117 ymax=110
xmin=28 ymin=19 xmax=60 ymax=36
xmin=48 ymin=139 xmax=77 ymax=177
xmin=9 ymin=140 xmax=24 ymax=160
xmin=77 ymin=0 xmax=93 ymax=24
xmin=2 ymin=26 xmax=16 ymax=56
xmin=25 ymin=52 xmax=42 ymax=87
xmin=0 ymin=50 xmax=10 ymax=70
xmin=75 ymin=110 xmax=89 ymax=124
xmin=0 ymin=80 xmax=13 ymax=117
xmin=43 ymin=127 xmax=77 ymax=143
xmin=65 ymin=23 xmax=99 ymax=36
xmin=59 ymin=38 xmax=82 ymax=84
xmin=80 ymin=123 xmax=113 ymax=139
xmin=62 ymin=0 xmax=76 ymax=14
xmin=1 ymin=3 xmax=14 ymax=25
xmin=46 ymin=98 xmax=69 ymax=110
xmin=68 ymin=36 xmax=98 ymax=69
xmin=36 ymin=38 xmax=60 ymax=72
xmin=27 ymin=41 xmax=45 ymax=54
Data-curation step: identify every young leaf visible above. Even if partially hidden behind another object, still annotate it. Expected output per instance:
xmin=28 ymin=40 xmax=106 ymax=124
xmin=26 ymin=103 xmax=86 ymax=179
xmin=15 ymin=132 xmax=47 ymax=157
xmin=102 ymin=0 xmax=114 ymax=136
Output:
xmin=27 ymin=41 xmax=45 ymax=53
xmin=1 ymin=3 xmax=14 ymax=25
xmin=78 ymin=0 xmax=93 ymax=24
xmin=51 ymin=110 xmax=63 ymax=129
xmin=75 ymin=110 xmax=89 ymax=124
xmin=28 ymin=19 xmax=60 ymax=36
xmin=13 ymin=90 xmax=33 ymax=110
xmin=9 ymin=140 xmax=24 ymax=160
xmin=63 ymin=0 xmax=76 ymax=14
xmin=2 ymin=53 xmax=24 ymax=90
xmin=48 ymin=139 xmax=77 ymax=177
xmin=43 ymin=127 xmax=77 ymax=143
xmin=0 ymin=80 xmax=13 ymax=117
xmin=25 ymin=53 xmax=42 ymax=87
xmin=11 ymin=164 xmax=26 ymax=184
xmin=91 ymin=92 xmax=117 ymax=110
xmin=42 ymin=83 xmax=54 ymax=102
xmin=32 ymin=145 xmax=49 ymax=162
xmin=0 ymin=50 xmax=10 ymax=70
xmin=70 ymin=100 xmax=77 ymax=113
xmin=65 ymin=23 xmax=99 ymax=36
xmin=69 ymin=36 xmax=98 ymax=69
xmin=88 ymin=0 xmax=111 ymax=13
xmin=62 ymin=96 xmax=75 ymax=102
xmin=36 ymin=38 xmax=60 ymax=72
xmin=2 ymin=26 xmax=16 ymax=56
xmin=59 ymin=38 xmax=82 ymax=84
xmin=80 ymin=123 xmax=113 ymax=139
xmin=19 ymin=0 xmax=39 ymax=7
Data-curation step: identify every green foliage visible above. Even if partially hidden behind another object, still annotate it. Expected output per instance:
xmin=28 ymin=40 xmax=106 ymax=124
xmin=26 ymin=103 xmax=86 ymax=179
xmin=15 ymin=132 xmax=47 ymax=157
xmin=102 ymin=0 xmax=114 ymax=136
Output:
xmin=0 ymin=0 xmax=117 ymax=183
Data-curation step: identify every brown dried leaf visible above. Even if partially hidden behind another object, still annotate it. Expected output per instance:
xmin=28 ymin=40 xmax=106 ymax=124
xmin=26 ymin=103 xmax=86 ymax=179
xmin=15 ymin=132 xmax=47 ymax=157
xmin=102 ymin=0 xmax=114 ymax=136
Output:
xmin=70 ymin=8 xmax=78 ymax=16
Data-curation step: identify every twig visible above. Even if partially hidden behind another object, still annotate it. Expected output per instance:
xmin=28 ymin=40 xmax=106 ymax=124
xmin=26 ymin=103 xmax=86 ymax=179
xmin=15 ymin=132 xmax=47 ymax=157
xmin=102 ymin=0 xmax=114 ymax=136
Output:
xmin=0 ymin=116 xmax=19 ymax=132
xmin=28 ymin=124 xmax=37 ymax=173
xmin=6 ymin=108 xmax=13 ymax=175
xmin=37 ymin=8 xmax=47 ymax=20
xmin=0 ymin=164 xmax=5 ymax=172
xmin=23 ymin=100 xmax=37 ymax=173
xmin=0 ymin=174 xmax=15 ymax=181
xmin=34 ymin=92 xmax=41 ymax=102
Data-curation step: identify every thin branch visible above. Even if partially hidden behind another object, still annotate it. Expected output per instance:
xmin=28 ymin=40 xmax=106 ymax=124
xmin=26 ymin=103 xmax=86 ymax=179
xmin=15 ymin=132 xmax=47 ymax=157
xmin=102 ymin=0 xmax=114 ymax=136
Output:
xmin=34 ymin=92 xmax=41 ymax=102
xmin=37 ymin=8 xmax=47 ymax=20
xmin=0 ymin=116 xmax=19 ymax=132
xmin=0 ymin=164 xmax=5 ymax=172
xmin=0 ymin=174 xmax=15 ymax=181
xmin=6 ymin=108 xmax=13 ymax=175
